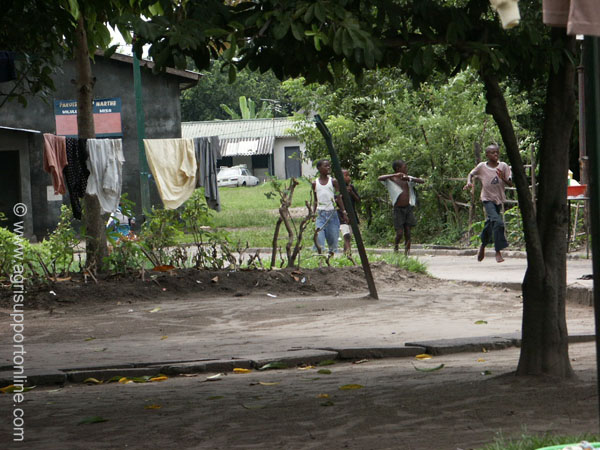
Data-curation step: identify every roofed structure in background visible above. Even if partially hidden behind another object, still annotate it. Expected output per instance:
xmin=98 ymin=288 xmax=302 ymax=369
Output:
xmin=0 ymin=52 xmax=197 ymax=240
xmin=182 ymin=117 xmax=295 ymax=156
xmin=182 ymin=117 xmax=315 ymax=182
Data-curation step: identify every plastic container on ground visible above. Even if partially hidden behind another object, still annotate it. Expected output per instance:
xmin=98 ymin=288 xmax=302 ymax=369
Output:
xmin=536 ymin=442 xmax=600 ymax=450
xmin=567 ymin=184 xmax=587 ymax=197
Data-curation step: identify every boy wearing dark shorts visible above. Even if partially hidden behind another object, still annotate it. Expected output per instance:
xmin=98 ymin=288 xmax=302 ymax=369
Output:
xmin=378 ymin=160 xmax=425 ymax=255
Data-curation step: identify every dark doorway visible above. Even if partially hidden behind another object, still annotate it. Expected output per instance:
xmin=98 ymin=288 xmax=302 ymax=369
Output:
xmin=284 ymin=146 xmax=301 ymax=179
xmin=0 ymin=150 xmax=21 ymax=228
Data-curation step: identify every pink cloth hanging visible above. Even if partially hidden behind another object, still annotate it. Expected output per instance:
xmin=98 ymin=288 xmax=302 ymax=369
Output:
xmin=543 ymin=0 xmax=600 ymax=37
xmin=43 ymin=133 xmax=68 ymax=195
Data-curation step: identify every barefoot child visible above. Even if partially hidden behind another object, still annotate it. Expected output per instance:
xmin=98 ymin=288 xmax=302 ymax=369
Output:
xmin=339 ymin=169 xmax=361 ymax=255
xmin=312 ymin=159 xmax=348 ymax=254
xmin=378 ymin=160 xmax=425 ymax=255
xmin=463 ymin=144 xmax=512 ymax=263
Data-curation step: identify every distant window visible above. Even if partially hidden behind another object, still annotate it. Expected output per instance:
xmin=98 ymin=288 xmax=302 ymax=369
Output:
xmin=253 ymin=155 xmax=270 ymax=169
xmin=218 ymin=157 xmax=233 ymax=168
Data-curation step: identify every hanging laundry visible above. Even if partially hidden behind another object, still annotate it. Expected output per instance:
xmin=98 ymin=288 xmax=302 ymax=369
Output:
xmin=489 ymin=0 xmax=521 ymax=30
xmin=63 ymin=137 xmax=90 ymax=220
xmin=143 ymin=138 xmax=197 ymax=210
xmin=194 ymin=136 xmax=221 ymax=211
xmin=543 ymin=0 xmax=600 ymax=36
xmin=86 ymin=138 xmax=125 ymax=214
xmin=0 ymin=51 xmax=16 ymax=82
xmin=43 ymin=133 xmax=68 ymax=195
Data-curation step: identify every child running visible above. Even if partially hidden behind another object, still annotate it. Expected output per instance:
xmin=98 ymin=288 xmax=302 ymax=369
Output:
xmin=312 ymin=159 xmax=348 ymax=254
xmin=464 ymin=144 xmax=512 ymax=263
xmin=378 ymin=160 xmax=425 ymax=255
xmin=339 ymin=169 xmax=361 ymax=255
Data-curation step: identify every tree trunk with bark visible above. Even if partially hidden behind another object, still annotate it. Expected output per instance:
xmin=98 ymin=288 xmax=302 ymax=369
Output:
xmin=480 ymin=30 xmax=576 ymax=377
xmin=74 ymin=15 xmax=107 ymax=271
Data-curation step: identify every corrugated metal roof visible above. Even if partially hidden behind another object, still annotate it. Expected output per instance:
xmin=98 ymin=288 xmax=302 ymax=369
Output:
xmin=182 ymin=117 xmax=295 ymax=140
xmin=0 ymin=125 xmax=41 ymax=134
xmin=220 ymin=137 xmax=274 ymax=156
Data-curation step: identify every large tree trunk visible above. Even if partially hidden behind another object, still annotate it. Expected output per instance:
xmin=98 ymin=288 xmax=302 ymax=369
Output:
xmin=480 ymin=30 xmax=576 ymax=378
xmin=74 ymin=15 xmax=107 ymax=271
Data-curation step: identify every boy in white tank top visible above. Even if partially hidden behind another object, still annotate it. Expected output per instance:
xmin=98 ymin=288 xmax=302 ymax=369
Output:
xmin=312 ymin=159 xmax=348 ymax=254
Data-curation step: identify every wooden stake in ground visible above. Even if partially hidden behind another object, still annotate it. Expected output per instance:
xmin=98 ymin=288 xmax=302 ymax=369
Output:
xmin=314 ymin=115 xmax=378 ymax=300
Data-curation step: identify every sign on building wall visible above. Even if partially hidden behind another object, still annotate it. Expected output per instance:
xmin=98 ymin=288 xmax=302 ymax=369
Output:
xmin=54 ymin=98 xmax=122 ymax=137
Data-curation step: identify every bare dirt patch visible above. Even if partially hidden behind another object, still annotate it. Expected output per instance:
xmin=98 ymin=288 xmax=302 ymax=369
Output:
xmin=1 ymin=263 xmax=597 ymax=449
xmin=0 ymin=261 xmax=428 ymax=310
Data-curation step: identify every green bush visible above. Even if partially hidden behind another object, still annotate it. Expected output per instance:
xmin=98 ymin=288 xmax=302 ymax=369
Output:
xmin=139 ymin=207 xmax=185 ymax=268
xmin=38 ymin=204 xmax=80 ymax=278
xmin=0 ymin=222 xmax=47 ymax=283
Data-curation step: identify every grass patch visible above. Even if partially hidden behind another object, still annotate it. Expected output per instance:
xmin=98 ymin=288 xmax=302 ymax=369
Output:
xmin=213 ymin=210 xmax=278 ymax=229
xmin=213 ymin=181 xmax=313 ymax=232
xmin=369 ymin=252 xmax=428 ymax=274
xmin=218 ymin=182 xmax=312 ymax=211
xmin=481 ymin=432 xmax=600 ymax=450
xmin=196 ymin=181 xmax=429 ymax=275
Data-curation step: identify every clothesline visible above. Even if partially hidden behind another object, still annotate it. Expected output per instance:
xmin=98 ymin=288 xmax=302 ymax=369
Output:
xmin=43 ymin=134 xmax=124 ymax=219
xmin=143 ymin=137 xmax=221 ymax=211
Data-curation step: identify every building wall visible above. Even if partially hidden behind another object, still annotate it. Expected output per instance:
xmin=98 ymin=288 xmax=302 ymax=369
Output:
xmin=0 ymin=129 xmax=35 ymax=238
xmin=273 ymin=137 xmax=315 ymax=179
xmin=0 ymin=56 xmax=186 ymax=240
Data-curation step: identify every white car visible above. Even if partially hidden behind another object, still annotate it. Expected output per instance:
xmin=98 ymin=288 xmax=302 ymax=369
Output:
xmin=217 ymin=166 xmax=260 ymax=187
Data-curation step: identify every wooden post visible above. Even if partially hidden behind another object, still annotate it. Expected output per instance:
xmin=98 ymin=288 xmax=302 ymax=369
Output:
xmin=582 ymin=35 xmax=600 ymax=426
xmin=314 ymin=115 xmax=378 ymax=299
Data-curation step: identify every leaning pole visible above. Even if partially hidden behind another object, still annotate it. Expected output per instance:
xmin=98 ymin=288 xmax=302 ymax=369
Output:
xmin=314 ymin=115 xmax=378 ymax=300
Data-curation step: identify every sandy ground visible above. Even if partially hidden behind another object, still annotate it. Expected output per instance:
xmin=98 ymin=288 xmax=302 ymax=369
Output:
xmin=0 ymin=263 xmax=598 ymax=449
xmin=1 ymin=343 xmax=598 ymax=450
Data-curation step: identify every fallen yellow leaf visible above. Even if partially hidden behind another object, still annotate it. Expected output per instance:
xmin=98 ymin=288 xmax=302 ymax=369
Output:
xmin=149 ymin=307 xmax=161 ymax=313
xmin=477 ymin=358 xmax=486 ymax=363
xmin=149 ymin=376 xmax=168 ymax=382
xmin=339 ymin=384 xmax=364 ymax=390
xmin=317 ymin=393 xmax=330 ymax=398
xmin=297 ymin=366 xmax=315 ymax=371
xmin=83 ymin=378 xmax=102 ymax=384
xmin=258 ymin=382 xmax=279 ymax=386
xmin=1 ymin=385 xmax=36 ymax=393
xmin=118 ymin=377 xmax=129 ymax=384
xmin=160 ymin=336 xmax=168 ymax=340
xmin=233 ymin=368 xmax=251 ymax=374
xmin=415 ymin=354 xmax=432 ymax=360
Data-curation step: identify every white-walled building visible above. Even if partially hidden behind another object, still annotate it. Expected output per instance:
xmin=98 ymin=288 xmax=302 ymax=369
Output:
xmin=182 ymin=117 xmax=316 ymax=182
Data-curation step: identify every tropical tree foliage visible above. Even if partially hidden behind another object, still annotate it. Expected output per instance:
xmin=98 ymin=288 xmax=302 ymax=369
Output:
xmin=221 ymin=96 xmax=274 ymax=120
xmin=284 ymin=68 xmax=535 ymax=245
xmin=181 ymin=60 xmax=291 ymax=121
